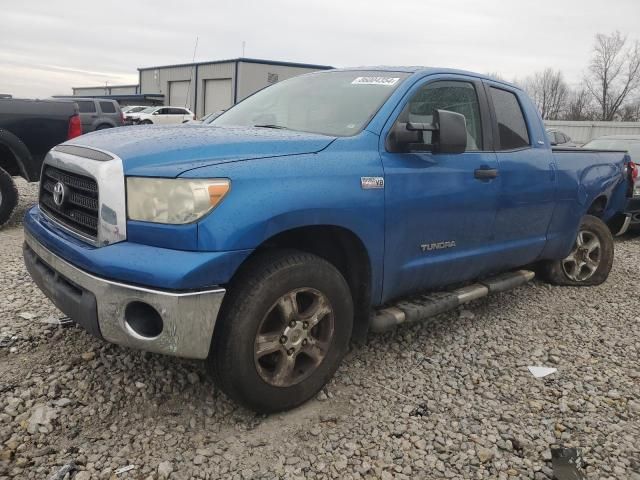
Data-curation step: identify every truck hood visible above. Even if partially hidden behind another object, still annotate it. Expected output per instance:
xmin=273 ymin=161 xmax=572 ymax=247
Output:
xmin=64 ymin=125 xmax=336 ymax=177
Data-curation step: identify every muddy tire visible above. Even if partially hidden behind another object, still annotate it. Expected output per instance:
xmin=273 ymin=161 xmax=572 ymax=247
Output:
xmin=0 ymin=167 xmax=18 ymax=228
xmin=207 ymin=249 xmax=353 ymax=413
xmin=540 ymin=215 xmax=614 ymax=286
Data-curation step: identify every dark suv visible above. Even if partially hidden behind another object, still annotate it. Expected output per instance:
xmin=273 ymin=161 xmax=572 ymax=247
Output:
xmin=73 ymin=98 xmax=124 ymax=132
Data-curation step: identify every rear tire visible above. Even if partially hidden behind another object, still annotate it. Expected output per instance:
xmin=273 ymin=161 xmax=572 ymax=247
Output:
xmin=0 ymin=167 xmax=18 ymax=228
xmin=540 ymin=215 xmax=613 ymax=286
xmin=139 ymin=120 xmax=152 ymax=125
xmin=207 ymin=249 xmax=353 ymax=413
xmin=95 ymin=124 xmax=112 ymax=130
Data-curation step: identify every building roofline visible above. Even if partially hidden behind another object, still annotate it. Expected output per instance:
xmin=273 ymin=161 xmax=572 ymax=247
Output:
xmin=137 ymin=57 xmax=333 ymax=72
xmin=55 ymin=94 xmax=165 ymax=100
xmin=72 ymin=84 xmax=139 ymax=90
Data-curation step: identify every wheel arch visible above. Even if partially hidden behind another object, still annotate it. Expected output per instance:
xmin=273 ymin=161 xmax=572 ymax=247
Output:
xmin=224 ymin=225 xmax=373 ymax=344
xmin=587 ymin=194 xmax=608 ymax=217
xmin=0 ymin=129 xmax=33 ymax=180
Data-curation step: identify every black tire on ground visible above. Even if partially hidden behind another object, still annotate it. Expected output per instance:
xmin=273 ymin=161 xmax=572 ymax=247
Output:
xmin=139 ymin=120 xmax=152 ymax=125
xmin=207 ymin=249 xmax=353 ymax=413
xmin=0 ymin=167 xmax=19 ymax=228
xmin=95 ymin=124 xmax=112 ymax=130
xmin=539 ymin=215 xmax=614 ymax=286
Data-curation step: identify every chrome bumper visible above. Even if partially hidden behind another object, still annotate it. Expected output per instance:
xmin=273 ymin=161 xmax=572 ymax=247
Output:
xmin=24 ymin=232 xmax=225 ymax=359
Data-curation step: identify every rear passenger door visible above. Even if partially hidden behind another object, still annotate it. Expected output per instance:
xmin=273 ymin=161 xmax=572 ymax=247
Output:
xmin=99 ymin=101 xmax=119 ymax=126
xmin=485 ymin=83 xmax=556 ymax=266
xmin=77 ymin=100 xmax=97 ymax=132
xmin=153 ymin=108 xmax=171 ymax=124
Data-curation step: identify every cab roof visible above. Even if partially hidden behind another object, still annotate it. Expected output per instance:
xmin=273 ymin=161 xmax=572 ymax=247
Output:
xmin=327 ymin=66 xmax=521 ymax=91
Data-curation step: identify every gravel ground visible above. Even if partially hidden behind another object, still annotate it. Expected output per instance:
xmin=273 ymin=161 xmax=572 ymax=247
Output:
xmin=1 ymin=179 xmax=639 ymax=480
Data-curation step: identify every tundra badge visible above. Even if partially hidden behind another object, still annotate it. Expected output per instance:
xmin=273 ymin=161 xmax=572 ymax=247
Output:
xmin=361 ymin=177 xmax=384 ymax=189
xmin=421 ymin=241 xmax=456 ymax=252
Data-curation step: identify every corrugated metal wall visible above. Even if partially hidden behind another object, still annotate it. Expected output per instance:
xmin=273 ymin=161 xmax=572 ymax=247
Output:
xmin=196 ymin=62 xmax=235 ymax=118
xmin=545 ymin=120 xmax=640 ymax=144
xmin=236 ymin=62 xmax=322 ymax=102
xmin=73 ymin=87 xmax=109 ymax=96
xmin=109 ymin=85 xmax=138 ymax=95
xmin=140 ymin=65 xmax=196 ymax=111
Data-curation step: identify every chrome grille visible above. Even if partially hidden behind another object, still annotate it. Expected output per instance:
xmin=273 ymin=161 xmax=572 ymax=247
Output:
xmin=40 ymin=166 xmax=99 ymax=238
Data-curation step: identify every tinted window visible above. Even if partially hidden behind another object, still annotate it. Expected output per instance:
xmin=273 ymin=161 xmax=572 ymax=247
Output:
xmin=169 ymin=108 xmax=186 ymax=115
xmin=156 ymin=108 xmax=170 ymax=114
xmin=490 ymin=87 xmax=530 ymax=150
xmin=399 ymin=80 xmax=483 ymax=151
xmin=77 ymin=100 xmax=96 ymax=113
xmin=99 ymin=101 xmax=116 ymax=113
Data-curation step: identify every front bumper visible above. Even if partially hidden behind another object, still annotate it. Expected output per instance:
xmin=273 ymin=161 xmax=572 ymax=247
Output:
xmin=24 ymin=231 xmax=225 ymax=359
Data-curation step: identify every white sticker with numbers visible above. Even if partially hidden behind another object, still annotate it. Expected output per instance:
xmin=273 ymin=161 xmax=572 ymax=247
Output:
xmin=351 ymin=77 xmax=400 ymax=86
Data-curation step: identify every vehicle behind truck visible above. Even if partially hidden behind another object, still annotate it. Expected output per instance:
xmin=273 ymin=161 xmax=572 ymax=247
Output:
xmin=0 ymin=97 xmax=81 ymax=226
xmin=22 ymin=67 xmax=635 ymax=412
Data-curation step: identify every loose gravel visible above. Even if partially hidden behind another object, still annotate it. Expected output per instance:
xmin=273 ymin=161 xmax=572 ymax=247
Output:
xmin=1 ymin=179 xmax=639 ymax=479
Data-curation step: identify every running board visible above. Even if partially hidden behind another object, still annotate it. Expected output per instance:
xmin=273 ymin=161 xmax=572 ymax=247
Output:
xmin=370 ymin=270 xmax=535 ymax=332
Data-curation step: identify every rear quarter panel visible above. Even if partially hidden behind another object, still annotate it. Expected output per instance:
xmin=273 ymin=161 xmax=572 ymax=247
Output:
xmin=541 ymin=149 xmax=627 ymax=259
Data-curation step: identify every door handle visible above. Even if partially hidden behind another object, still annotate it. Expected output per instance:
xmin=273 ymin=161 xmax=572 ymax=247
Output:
xmin=474 ymin=168 xmax=499 ymax=180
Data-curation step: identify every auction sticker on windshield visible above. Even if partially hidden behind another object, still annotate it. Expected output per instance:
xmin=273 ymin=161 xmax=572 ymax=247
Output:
xmin=351 ymin=77 xmax=400 ymax=86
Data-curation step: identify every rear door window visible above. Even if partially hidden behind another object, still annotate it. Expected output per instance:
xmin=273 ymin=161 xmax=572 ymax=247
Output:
xmin=99 ymin=101 xmax=116 ymax=113
xmin=77 ymin=101 xmax=96 ymax=113
xmin=490 ymin=87 xmax=530 ymax=150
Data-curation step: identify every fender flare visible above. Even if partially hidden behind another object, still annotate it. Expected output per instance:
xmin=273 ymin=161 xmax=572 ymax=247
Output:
xmin=0 ymin=128 xmax=34 ymax=180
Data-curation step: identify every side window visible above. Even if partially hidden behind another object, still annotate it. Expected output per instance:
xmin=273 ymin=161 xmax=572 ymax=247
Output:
xmin=156 ymin=108 xmax=169 ymax=114
xmin=99 ymin=101 xmax=116 ymax=113
xmin=399 ymin=81 xmax=483 ymax=151
xmin=490 ymin=87 xmax=530 ymax=150
xmin=77 ymin=101 xmax=96 ymax=113
xmin=169 ymin=108 xmax=185 ymax=115
xmin=547 ymin=131 xmax=557 ymax=144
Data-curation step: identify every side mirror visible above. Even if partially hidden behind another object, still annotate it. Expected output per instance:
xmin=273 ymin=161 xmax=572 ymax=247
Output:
xmin=387 ymin=109 xmax=467 ymax=154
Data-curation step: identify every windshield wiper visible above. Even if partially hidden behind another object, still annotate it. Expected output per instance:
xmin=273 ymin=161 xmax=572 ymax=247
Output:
xmin=253 ymin=124 xmax=289 ymax=130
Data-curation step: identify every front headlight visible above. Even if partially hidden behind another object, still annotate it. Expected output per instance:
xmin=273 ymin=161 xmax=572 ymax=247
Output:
xmin=126 ymin=177 xmax=230 ymax=224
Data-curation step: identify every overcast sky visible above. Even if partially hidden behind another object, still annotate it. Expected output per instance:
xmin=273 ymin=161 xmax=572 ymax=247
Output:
xmin=1 ymin=0 xmax=639 ymax=98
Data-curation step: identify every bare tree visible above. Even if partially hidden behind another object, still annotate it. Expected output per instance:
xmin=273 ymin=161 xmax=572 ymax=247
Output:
xmin=523 ymin=68 xmax=568 ymax=119
xmin=585 ymin=31 xmax=640 ymax=120
xmin=619 ymin=99 xmax=640 ymax=121
xmin=563 ymin=87 xmax=596 ymax=121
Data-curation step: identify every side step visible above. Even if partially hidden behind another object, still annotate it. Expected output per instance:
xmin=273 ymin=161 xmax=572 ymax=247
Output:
xmin=370 ymin=270 xmax=535 ymax=332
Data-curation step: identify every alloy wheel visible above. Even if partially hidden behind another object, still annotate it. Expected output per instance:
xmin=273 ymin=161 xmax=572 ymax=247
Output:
xmin=254 ymin=288 xmax=335 ymax=387
xmin=562 ymin=230 xmax=601 ymax=282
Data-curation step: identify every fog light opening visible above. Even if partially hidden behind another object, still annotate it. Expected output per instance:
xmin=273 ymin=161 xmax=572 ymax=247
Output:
xmin=124 ymin=301 xmax=163 ymax=339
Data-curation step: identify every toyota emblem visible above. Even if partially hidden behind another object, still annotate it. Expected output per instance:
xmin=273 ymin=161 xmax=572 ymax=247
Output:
xmin=52 ymin=181 xmax=66 ymax=207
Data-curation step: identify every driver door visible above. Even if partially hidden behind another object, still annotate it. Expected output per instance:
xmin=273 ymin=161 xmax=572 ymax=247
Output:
xmin=380 ymin=77 xmax=500 ymax=302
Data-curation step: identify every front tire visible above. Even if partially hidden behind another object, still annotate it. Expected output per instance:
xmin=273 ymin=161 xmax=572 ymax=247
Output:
xmin=207 ymin=250 xmax=353 ymax=413
xmin=0 ymin=167 xmax=18 ymax=228
xmin=540 ymin=215 xmax=614 ymax=286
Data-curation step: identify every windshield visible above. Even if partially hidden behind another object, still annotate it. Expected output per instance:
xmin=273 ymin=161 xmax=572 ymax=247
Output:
xmin=211 ymin=70 xmax=410 ymax=136
xmin=128 ymin=106 xmax=146 ymax=113
xmin=583 ymin=139 xmax=640 ymax=159
xmin=139 ymin=106 xmax=157 ymax=114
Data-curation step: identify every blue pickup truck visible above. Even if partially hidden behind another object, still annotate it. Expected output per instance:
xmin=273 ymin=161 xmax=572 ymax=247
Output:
xmin=23 ymin=68 xmax=635 ymax=412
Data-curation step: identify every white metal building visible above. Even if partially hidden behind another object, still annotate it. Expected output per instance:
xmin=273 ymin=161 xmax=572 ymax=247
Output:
xmin=138 ymin=57 xmax=332 ymax=119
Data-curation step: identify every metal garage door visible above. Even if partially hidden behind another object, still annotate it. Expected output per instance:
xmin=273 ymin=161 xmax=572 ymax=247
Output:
xmin=168 ymin=81 xmax=190 ymax=109
xmin=204 ymin=79 xmax=232 ymax=115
